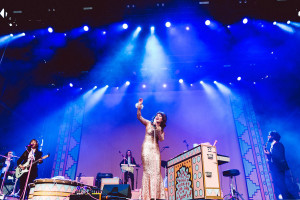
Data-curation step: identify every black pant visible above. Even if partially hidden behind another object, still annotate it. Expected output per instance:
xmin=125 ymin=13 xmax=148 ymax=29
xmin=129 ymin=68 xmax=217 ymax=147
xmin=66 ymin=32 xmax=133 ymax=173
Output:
xmin=124 ymin=172 xmax=134 ymax=190
xmin=270 ymin=168 xmax=294 ymax=199
xmin=19 ymin=172 xmax=36 ymax=199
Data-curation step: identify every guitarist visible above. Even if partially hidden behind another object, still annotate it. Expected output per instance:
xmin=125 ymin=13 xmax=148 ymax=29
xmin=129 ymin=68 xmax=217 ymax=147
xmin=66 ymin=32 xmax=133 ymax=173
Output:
xmin=17 ymin=139 xmax=43 ymax=199
xmin=119 ymin=150 xmax=137 ymax=190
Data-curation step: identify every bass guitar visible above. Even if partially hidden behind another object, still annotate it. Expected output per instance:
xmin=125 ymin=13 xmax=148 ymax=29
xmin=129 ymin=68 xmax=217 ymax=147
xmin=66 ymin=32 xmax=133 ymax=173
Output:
xmin=15 ymin=154 xmax=50 ymax=178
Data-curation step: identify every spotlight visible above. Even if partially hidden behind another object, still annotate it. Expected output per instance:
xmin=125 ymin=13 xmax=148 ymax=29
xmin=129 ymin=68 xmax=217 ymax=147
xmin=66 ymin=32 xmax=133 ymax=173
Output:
xmin=137 ymin=26 xmax=142 ymax=31
xmin=69 ymin=83 xmax=73 ymax=87
xmin=93 ymin=86 xmax=97 ymax=90
xmin=273 ymin=21 xmax=277 ymax=25
xmin=242 ymin=18 xmax=248 ymax=24
xmin=190 ymin=84 xmax=193 ymax=86
xmin=142 ymin=84 xmax=146 ymax=88
xmin=213 ymin=81 xmax=217 ymax=84
xmin=116 ymin=87 xmax=119 ymax=90
xmin=48 ymin=27 xmax=53 ymax=33
xmin=179 ymin=79 xmax=183 ymax=83
xmin=165 ymin=22 xmax=171 ymax=28
xmin=253 ymin=82 xmax=256 ymax=85
xmin=163 ymin=84 xmax=167 ymax=88
xmin=122 ymin=23 xmax=128 ymax=29
xmin=186 ymin=26 xmax=190 ymax=30
xmin=80 ymin=88 xmax=83 ymax=90
xmin=10 ymin=34 xmax=13 ymax=37
xmin=64 ymin=33 xmax=67 ymax=36
xmin=125 ymin=81 xmax=130 ymax=86
xmin=105 ymin=85 xmax=109 ymax=88
xmin=227 ymin=25 xmax=231 ymax=28
xmin=287 ymin=20 xmax=291 ymax=24
xmin=102 ymin=31 xmax=106 ymax=35
xmin=237 ymin=77 xmax=242 ymax=81
xmin=21 ymin=33 xmax=25 ymax=36
xmin=200 ymin=81 xmax=204 ymax=84
xmin=205 ymin=20 xmax=211 ymax=26
xmin=83 ymin=25 xmax=89 ymax=31
xmin=150 ymin=26 xmax=155 ymax=31
xmin=229 ymin=82 xmax=232 ymax=85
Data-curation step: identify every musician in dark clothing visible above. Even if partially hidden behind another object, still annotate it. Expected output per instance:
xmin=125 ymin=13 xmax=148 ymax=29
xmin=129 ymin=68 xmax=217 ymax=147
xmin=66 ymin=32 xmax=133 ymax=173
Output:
xmin=120 ymin=150 xmax=137 ymax=190
xmin=264 ymin=131 xmax=293 ymax=199
xmin=0 ymin=151 xmax=16 ymax=194
xmin=17 ymin=139 xmax=43 ymax=199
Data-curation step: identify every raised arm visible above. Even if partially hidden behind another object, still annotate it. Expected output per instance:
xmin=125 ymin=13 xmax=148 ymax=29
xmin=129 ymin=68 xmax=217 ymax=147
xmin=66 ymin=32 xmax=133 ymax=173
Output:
xmin=136 ymin=98 xmax=150 ymax=126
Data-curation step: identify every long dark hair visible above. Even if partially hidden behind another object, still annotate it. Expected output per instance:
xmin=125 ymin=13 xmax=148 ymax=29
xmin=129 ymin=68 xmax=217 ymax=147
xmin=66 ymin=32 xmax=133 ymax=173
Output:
xmin=125 ymin=150 xmax=132 ymax=159
xmin=28 ymin=139 xmax=39 ymax=149
xmin=151 ymin=111 xmax=167 ymax=130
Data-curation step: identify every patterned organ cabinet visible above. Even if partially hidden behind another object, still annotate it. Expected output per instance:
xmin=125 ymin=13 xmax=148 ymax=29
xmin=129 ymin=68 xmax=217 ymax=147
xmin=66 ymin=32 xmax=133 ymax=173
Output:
xmin=167 ymin=144 xmax=225 ymax=200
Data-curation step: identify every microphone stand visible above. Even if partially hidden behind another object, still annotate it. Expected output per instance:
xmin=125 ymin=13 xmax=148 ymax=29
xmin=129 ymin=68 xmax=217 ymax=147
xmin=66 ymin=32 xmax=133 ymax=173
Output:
xmin=0 ymin=155 xmax=12 ymax=195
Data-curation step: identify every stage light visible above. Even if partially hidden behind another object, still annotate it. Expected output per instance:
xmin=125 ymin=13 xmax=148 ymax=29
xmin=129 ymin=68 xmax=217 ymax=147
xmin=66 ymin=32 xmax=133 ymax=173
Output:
xmin=227 ymin=25 xmax=231 ymax=28
xmin=80 ymin=88 xmax=83 ymax=90
xmin=150 ymin=26 xmax=155 ymax=33
xmin=137 ymin=26 xmax=142 ymax=31
xmin=56 ymin=88 xmax=59 ymax=91
xmin=253 ymin=82 xmax=256 ymax=85
xmin=205 ymin=20 xmax=211 ymax=26
xmin=200 ymin=81 xmax=204 ymax=84
xmin=165 ymin=22 xmax=171 ymax=28
xmin=21 ymin=33 xmax=25 ymax=36
xmin=273 ymin=21 xmax=277 ymax=25
xmin=93 ymin=86 xmax=97 ymax=90
xmin=229 ymin=82 xmax=232 ymax=85
xmin=242 ymin=18 xmax=248 ymax=24
xmin=179 ymin=79 xmax=183 ymax=83
xmin=163 ymin=84 xmax=167 ymax=88
xmin=64 ymin=33 xmax=67 ymax=36
xmin=125 ymin=81 xmax=130 ymax=86
xmin=190 ymin=84 xmax=193 ymax=86
xmin=186 ymin=26 xmax=190 ymax=30
xmin=122 ymin=23 xmax=128 ymax=29
xmin=102 ymin=31 xmax=106 ymax=35
xmin=83 ymin=25 xmax=89 ymax=31
xmin=237 ymin=77 xmax=242 ymax=81
xmin=213 ymin=81 xmax=217 ymax=84
xmin=298 ymin=11 xmax=300 ymax=17
xmin=105 ymin=85 xmax=109 ymax=88
xmin=48 ymin=27 xmax=53 ymax=33
xmin=116 ymin=87 xmax=119 ymax=90
xmin=287 ymin=20 xmax=291 ymax=24
xmin=33 ymin=35 xmax=36 ymax=38
xmin=10 ymin=34 xmax=13 ymax=37
xmin=69 ymin=83 xmax=73 ymax=87
xmin=142 ymin=84 xmax=146 ymax=88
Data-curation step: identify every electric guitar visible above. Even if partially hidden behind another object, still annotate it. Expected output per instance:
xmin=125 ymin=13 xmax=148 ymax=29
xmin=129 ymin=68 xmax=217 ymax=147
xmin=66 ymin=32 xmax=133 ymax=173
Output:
xmin=15 ymin=154 xmax=50 ymax=178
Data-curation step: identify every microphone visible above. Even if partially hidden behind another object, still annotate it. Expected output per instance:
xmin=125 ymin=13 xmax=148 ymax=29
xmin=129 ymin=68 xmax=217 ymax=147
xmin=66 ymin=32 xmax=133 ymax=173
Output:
xmin=26 ymin=144 xmax=32 ymax=147
xmin=163 ymin=146 xmax=169 ymax=148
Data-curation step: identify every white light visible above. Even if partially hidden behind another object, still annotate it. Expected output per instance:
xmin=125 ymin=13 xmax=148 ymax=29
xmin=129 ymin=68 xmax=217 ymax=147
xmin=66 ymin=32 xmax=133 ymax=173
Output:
xmin=21 ymin=33 xmax=25 ymax=36
xmin=10 ymin=34 xmax=13 ymax=37
xmin=273 ymin=21 xmax=277 ymax=25
xmin=186 ymin=26 xmax=190 ymax=30
xmin=229 ymin=82 xmax=232 ymax=85
xmin=125 ymin=81 xmax=130 ymax=86
xmin=213 ymin=81 xmax=217 ymax=84
xmin=64 ymin=33 xmax=67 ymax=36
xmin=227 ymin=25 xmax=231 ymax=28
xmin=122 ymin=23 xmax=128 ymax=29
xmin=93 ymin=86 xmax=97 ymax=90
xmin=298 ymin=11 xmax=300 ymax=17
xmin=69 ymin=83 xmax=73 ymax=87
xmin=83 ymin=25 xmax=89 ymax=31
xmin=137 ymin=26 xmax=142 ymax=31
xmin=102 ymin=31 xmax=106 ymax=35
xmin=205 ymin=20 xmax=211 ymax=26
xmin=237 ymin=77 xmax=242 ymax=81
xmin=190 ymin=84 xmax=193 ymax=86
xmin=179 ymin=79 xmax=183 ymax=83
xmin=242 ymin=18 xmax=248 ymax=24
xmin=150 ymin=26 xmax=155 ymax=31
xmin=200 ymin=81 xmax=204 ymax=84
xmin=287 ymin=20 xmax=291 ymax=24
xmin=142 ymin=84 xmax=146 ymax=88
xmin=105 ymin=85 xmax=109 ymax=88
xmin=163 ymin=84 xmax=167 ymax=88
xmin=48 ymin=27 xmax=53 ymax=33
xmin=80 ymin=88 xmax=83 ymax=90
xmin=116 ymin=87 xmax=119 ymax=90
xmin=165 ymin=22 xmax=171 ymax=28
xmin=253 ymin=82 xmax=256 ymax=85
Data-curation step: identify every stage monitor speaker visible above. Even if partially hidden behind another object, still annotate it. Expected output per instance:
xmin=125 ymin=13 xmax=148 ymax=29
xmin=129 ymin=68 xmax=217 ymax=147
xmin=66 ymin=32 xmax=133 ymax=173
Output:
xmin=102 ymin=184 xmax=131 ymax=199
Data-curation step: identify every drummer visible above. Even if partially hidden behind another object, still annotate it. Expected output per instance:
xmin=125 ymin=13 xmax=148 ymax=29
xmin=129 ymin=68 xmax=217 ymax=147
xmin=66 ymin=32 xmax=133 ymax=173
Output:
xmin=120 ymin=150 xmax=137 ymax=190
xmin=0 ymin=151 xmax=16 ymax=193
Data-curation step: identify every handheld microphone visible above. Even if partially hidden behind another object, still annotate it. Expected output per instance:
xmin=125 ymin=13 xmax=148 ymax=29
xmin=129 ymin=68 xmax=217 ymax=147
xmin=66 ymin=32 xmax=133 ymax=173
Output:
xmin=26 ymin=144 xmax=32 ymax=147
